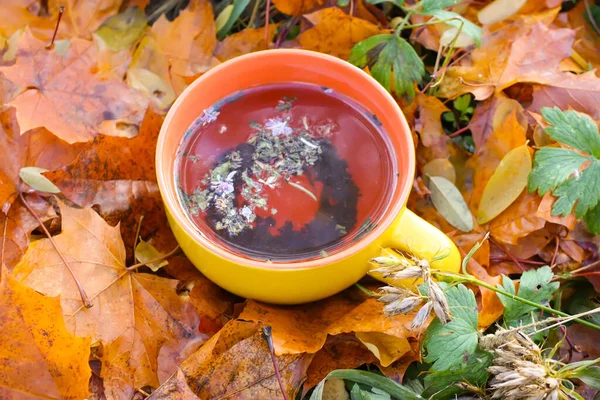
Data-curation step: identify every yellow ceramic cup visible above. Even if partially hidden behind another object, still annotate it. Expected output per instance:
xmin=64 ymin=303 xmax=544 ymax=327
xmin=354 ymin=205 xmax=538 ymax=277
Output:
xmin=156 ymin=49 xmax=460 ymax=304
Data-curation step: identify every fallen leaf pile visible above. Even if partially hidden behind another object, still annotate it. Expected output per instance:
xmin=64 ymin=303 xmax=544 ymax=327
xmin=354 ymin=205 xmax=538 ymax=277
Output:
xmin=1 ymin=0 xmax=600 ymax=398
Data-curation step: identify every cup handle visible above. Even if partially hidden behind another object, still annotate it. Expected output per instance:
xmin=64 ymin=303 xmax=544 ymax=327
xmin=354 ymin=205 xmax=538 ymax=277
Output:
xmin=382 ymin=209 xmax=461 ymax=274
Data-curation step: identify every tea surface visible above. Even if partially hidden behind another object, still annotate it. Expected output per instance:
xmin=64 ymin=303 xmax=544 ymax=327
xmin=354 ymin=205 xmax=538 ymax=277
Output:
xmin=176 ymin=82 xmax=397 ymax=262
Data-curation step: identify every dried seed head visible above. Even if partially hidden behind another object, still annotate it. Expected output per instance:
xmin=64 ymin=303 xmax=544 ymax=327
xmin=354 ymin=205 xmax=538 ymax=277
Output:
xmin=370 ymin=256 xmax=413 ymax=269
xmin=389 ymin=266 xmax=423 ymax=280
xmin=411 ymin=301 xmax=433 ymax=330
xmin=428 ymin=281 xmax=452 ymax=323
xmin=383 ymin=296 xmax=423 ymax=317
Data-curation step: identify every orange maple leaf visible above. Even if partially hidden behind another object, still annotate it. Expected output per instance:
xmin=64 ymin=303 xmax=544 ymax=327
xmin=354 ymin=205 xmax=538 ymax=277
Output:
xmin=0 ymin=28 xmax=148 ymax=143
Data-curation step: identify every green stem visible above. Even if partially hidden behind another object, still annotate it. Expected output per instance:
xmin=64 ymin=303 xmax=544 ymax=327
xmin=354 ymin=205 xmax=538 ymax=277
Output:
xmin=395 ymin=10 xmax=415 ymax=35
xmin=433 ymin=271 xmax=600 ymax=332
xmin=400 ymin=16 xmax=462 ymax=30
xmin=355 ymin=283 xmax=377 ymax=296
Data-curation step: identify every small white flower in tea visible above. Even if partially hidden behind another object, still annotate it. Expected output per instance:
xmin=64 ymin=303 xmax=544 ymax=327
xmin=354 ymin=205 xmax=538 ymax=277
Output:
xmin=265 ymin=117 xmax=293 ymax=136
xmin=219 ymin=125 xmax=228 ymax=134
xmin=199 ymin=107 xmax=220 ymax=126
xmin=241 ymin=206 xmax=253 ymax=221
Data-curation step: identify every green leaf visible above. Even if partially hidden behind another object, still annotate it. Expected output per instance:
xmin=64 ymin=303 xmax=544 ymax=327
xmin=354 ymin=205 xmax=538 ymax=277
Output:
xmin=563 ymin=283 xmax=600 ymax=326
xmin=349 ymin=34 xmax=424 ymax=101
xmin=19 ymin=167 xmax=61 ymax=194
xmin=367 ymin=0 xmax=404 ymax=6
xmin=423 ymin=284 xmax=479 ymax=372
xmin=424 ymin=10 xmax=483 ymax=46
xmin=216 ymin=0 xmax=251 ymax=40
xmin=310 ymin=370 xmax=424 ymax=400
xmin=453 ymin=95 xmax=471 ymax=113
xmin=585 ymin=4 xmax=600 ymax=31
xmin=420 ymin=0 xmax=461 ymax=13
xmin=573 ymin=366 xmax=600 ymax=390
xmin=528 ymin=107 xmax=600 ymax=231
xmin=584 ymin=203 xmax=600 ymax=236
xmin=350 ymin=384 xmax=392 ymax=400
xmin=542 ymin=107 xmax=600 ymax=158
xmin=498 ymin=266 xmax=559 ymax=325
xmin=94 ymin=7 xmax=147 ymax=51
xmin=422 ymin=350 xmax=491 ymax=399
xmin=427 ymin=176 xmax=473 ymax=232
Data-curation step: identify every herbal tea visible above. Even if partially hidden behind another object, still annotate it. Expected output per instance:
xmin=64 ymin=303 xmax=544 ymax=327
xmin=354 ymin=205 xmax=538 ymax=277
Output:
xmin=176 ymin=82 xmax=397 ymax=262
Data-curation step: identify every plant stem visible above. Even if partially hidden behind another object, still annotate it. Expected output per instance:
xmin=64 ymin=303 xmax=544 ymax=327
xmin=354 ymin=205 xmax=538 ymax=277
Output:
xmin=433 ymin=270 xmax=600 ymax=331
xmin=395 ymin=10 xmax=415 ymax=35
xmin=249 ymin=0 xmax=263 ymax=28
xmin=355 ymin=283 xmax=376 ymax=296
xmin=46 ymin=6 xmax=64 ymax=49
xmin=19 ymin=192 xmax=92 ymax=308
xmin=262 ymin=326 xmax=289 ymax=400
xmin=126 ymin=245 xmax=180 ymax=271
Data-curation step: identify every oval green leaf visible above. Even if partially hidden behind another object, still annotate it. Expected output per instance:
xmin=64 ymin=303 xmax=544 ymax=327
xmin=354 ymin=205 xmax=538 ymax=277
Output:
xmin=19 ymin=167 xmax=61 ymax=194
xmin=477 ymin=144 xmax=532 ymax=224
xmin=428 ymin=176 xmax=473 ymax=232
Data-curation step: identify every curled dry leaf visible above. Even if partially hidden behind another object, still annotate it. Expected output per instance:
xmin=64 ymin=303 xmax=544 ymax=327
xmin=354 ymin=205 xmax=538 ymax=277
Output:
xmin=0 ymin=108 xmax=82 ymax=213
xmin=48 ymin=0 xmax=122 ymax=39
xmin=477 ymin=144 xmax=532 ymax=224
xmin=415 ymin=93 xmax=451 ymax=160
xmin=298 ymin=8 xmax=383 ymax=60
xmin=536 ymin=192 xmax=576 ymax=229
xmin=215 ymin=24 xmax=280 ymax=62
xmin=0 ymin=29 xmax=148 ymax=143
xmin=489 ymin=191 xmax=546 ymax=245
xmin=45 ymin=109 xmax=165 ymax=259
xmin=428 ymin=176 xmax=474 ymax=232
xmin=151 ymin=320 xmax=313 ymax=399
xmin=0 ymin=271 xmax=91 ymax=399
xmin=12 ymin=203 xmax=205 ymax=399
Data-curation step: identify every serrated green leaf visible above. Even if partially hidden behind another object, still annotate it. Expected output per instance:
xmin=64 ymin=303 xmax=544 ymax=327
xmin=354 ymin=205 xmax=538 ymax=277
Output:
xmin=584 ymin=203 xmax=600 ymax=234
xmin=542 ymin=107 xmax=600 ymax=158
xmin=19 ymin=167 xmax=61 ymax=194
xmin=216 ymin=0 xmax=251 ymax=40
xmin=424 ymin=10 xmax=482 ymax=46
xmin=552 ymin=161 xmax=600 ymax=218
xmin=422 ymin=350 xmax=492 ymax=399
xmin=350 ymin=384 xmax=392 ymax=400
xmin=94 ymin=7 xmax=147 ymax=51
xmin=420 ymin=0 xmax=461 ymax=13
xmin=310 ymin=370 xmax=424 ymax=400
xmin=427 ymin=176 xmax=473 ymax=232
xmin=498 ymin=266 xmax=559 ymax=325
xmin=423 ymin=284 xmax=479 ymax=372
xmin=349 ymin=34 xmax=424 ymax=100
xmin=528 ymin=148 xmax=588 ymax=195
xmin=563 ymin=283 xmax=600 ymax=326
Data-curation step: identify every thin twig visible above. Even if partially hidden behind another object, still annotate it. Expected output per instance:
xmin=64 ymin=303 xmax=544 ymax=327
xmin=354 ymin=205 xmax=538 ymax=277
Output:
xmin=46 ymin=6 xmax=64 ymax=49
xmin=264 ymin=0 xmax=271 ymax=45
xmin=490 ymin=237 xmax=525 ymax=271
xmin=262 ymin=326 xmax=289 ymax=400
xmin=551 ymin=236 xmax=560 ymax=268
xmin=447 ymin=125 xmax=470 ymax=138
xmin=19 ymin=192 xmax=92 ymax=308
xmin=249 ymin=0 xmax=263 ymax=28
xmin=490 ymin=256 xmax=546 ymax=266
xmin=286 ymin=180 xmax=317 ymax=202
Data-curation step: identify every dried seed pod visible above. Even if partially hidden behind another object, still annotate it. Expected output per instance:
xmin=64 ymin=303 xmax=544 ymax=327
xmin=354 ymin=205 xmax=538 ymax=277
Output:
xmin=411 ymin=301 xmax=433 ymax=330
xmin=383 ymin=296 xmax=423 ymax=317
xmin=429 ymin=281 xmax=452 ymax=323
xmin=390 ymin=266 xmax=423 ymax=280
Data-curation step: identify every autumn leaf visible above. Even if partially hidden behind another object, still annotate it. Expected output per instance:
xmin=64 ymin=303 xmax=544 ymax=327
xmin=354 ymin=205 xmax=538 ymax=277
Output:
xmin=0 ymin=270 xmax=91 ymax=399
xmin=273 ymin=0 xmax=326 ymax=16
xmin=151 ymin=0 xmax=218 ymax=80
xmin=415 ymin=94 xmax=451 ymax=160
xmin=0 ymin=29 xmax=148 ymax=143
xmin=151 ymin=320 xmax=314 ymax=399
xmin=215 ymin=24 xmax=280 ymax=62
xmin=48 ymin=0 xmax=122 ymax=39
xmin=0 ymin=194 xmax=55 ymax=270
xmin=489 ymin=191 xmax=546 ymax=245
xmin=45 ymin=108 xmax=164 ymax=258
xmin=13 ymin=203 xmax=204 ymax=398
xmin=298 ymin=7 xmax=383 ymax=60
xmin=0 ymin=107 xmax=82 ymax=212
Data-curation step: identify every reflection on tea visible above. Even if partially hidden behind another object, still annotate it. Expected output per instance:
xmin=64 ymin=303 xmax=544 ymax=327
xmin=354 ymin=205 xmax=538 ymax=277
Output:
xmin=176 ymin=82 xmax=397 ymax=262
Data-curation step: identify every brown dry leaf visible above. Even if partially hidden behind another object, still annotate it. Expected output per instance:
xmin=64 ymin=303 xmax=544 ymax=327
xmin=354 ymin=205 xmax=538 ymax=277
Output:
xmin=415 ymin=93 xmax=451 ymax=160
xmin=496 ymin=23 xmax=574 ymax=91
xmin=528 ymin=70 xmax=600 ymax=121
xmin=12 ymin=203 xmax=205 ymax=399
xmin=468 ymin=94 xmax=528 ymax=152
xmin=0 ymin=1 xmax=55 ymax=40
xmin=49 ymin=0 xmax=122 ymax=39
xmin=0 ymin=271 xmax=91 ymax=399
xmin=466 ymin=110 xmax=526 ymax=213
xmin=489 ymin=191 xmax=546 ymax=245
xmin=436 ymin=8 xmax=560 ymax=100
xmin=239 ymin=288 xmax=424 ymax=360
xmin=0 ymin=108 xmax=82 ymax=212
xmin=377 ymin=349 xmax=419 ymax=383
xmin=0 ymin=194 xmax=55 ymax=270
xmin=304 ymin=335 xmax=376 ymax=390
xmin=536 ymin=192 xmax=576 ymax=229
xmin=152 ymin=0 xmax=218 ymax=79
xmin=151 ymin=320 xmax=313 ymax=399
xmin=0 ymin=29 xmax=148 ymax=143
xmin=298 ymin=7 xmax=384 ymax=60
xmin=215 ymin=24 xmax=280 ymax=62
xmin=273 ymin=0 xmax=326 ymax=16
xmin=45 ymin=109 xmax=164 ymax=258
